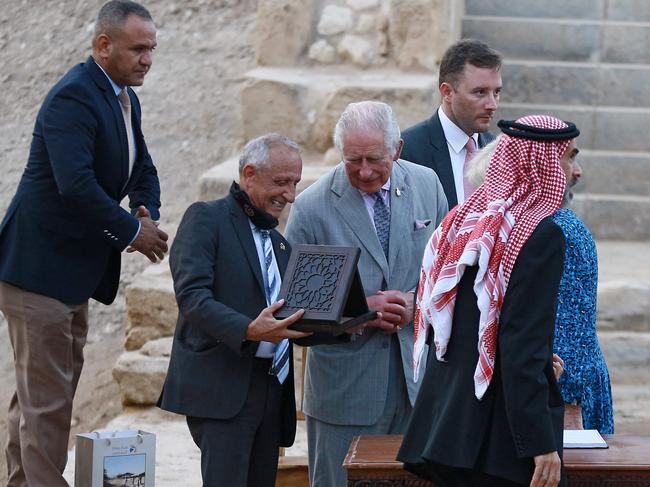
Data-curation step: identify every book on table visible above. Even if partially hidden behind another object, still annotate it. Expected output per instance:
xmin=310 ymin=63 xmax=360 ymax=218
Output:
xmin=563 ymin=429 xmax=608 ymax=449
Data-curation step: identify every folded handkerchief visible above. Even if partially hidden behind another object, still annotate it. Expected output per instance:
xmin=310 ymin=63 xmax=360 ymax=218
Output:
xmin=414 ymin=219 xmax=432 ymax=230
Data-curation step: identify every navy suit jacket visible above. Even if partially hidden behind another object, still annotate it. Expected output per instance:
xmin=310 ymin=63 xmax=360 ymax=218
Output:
xmin=0 ymin=56 xmax=160 ymax=305
xmin=401 ymin=110 xmax=495 ymax=209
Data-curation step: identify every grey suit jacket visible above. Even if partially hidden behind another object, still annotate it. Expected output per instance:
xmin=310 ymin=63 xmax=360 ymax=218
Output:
xmin=284 ymin=160 xmax=448 ymax=425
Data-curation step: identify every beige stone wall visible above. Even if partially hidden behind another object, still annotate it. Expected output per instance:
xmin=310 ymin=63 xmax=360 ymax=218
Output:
xmin=255 ymin=0 xmax=462 ymax=70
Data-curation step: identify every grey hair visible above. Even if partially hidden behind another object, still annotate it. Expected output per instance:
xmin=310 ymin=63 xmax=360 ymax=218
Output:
xmin=333 ymin=101 xmax=401 ymax=155
xmin=238 ymin=133 xmax=301 ymax=173
xmin=466 ymin=135 xmax=502 ymax=187
xmin=93 ymin=0 xmax=153 ymax=43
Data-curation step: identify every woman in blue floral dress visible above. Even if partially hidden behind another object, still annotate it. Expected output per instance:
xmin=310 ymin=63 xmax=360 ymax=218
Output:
xmin=551 ymin=207 xmax=614 ymax=433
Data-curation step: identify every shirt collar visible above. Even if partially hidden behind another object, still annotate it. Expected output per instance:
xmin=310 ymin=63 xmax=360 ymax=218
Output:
xmin=438 ymin=106 xmax=478 ymax=155
xmin=94 ymin=58 xmax=125 ymax=97
xmin=359 ymin=177 xmax=391 ymax=198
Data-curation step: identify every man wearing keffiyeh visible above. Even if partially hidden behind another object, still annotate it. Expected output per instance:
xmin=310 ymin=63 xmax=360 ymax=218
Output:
xmin=397 ymin=115 xmax=580 ymax=487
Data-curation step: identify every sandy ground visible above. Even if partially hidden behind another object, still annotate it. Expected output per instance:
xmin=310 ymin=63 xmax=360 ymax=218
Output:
xmin=0 ymin=0 xmax=257 ymax=483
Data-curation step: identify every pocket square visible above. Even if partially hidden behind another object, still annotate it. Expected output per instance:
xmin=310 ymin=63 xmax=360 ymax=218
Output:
xmin=414 ymin=219 xmax=432 ymax=230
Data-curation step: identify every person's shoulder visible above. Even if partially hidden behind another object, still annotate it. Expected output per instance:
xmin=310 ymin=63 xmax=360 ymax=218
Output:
xmin=528 ymin=216 xmax=565 ymax=250
xmin=402 ymin=115 xmax=433 ymax=138
xmin=396 ymin=158 xmax=437 ymax=181
xmin=294 ymin=164 xmax=339 ymax=202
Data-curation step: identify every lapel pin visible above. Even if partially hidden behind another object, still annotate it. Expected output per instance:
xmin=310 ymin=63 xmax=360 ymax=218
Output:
xmin=280 ymin=242 xmax=286 ymax=250
xmin=395 ymin=188 xmax=402 ymax=197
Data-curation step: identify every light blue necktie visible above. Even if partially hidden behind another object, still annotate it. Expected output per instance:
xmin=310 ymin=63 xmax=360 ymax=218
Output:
xmin=373 ymin=191 xmax=390 ymax=258
xmin=259 ymin=229 xmax=289 ymax=384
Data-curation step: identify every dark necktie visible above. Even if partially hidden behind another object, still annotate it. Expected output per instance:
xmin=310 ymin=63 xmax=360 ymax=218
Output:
xmin=373 ymin=191 xmax=390 ymax=258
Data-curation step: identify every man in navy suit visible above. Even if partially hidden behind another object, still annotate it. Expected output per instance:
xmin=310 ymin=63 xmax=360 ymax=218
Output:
xmin=401 ymin=39 xmax=503 ymax=208
xmin=0 ymin=2 xmax=167 ymax=485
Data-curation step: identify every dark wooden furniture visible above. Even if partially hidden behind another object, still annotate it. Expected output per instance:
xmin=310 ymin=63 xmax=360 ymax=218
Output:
xmin=343 ymin=435 xmax=650 ymax=486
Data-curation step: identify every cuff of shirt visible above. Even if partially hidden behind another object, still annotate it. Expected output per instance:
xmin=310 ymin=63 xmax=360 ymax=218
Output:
xmin=128 ymin=221 xmax=141 ymax=246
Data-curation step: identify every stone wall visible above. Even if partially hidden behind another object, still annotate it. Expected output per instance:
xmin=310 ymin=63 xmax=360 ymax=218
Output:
xmin=256 ymin=0 xmax=463 ymax=71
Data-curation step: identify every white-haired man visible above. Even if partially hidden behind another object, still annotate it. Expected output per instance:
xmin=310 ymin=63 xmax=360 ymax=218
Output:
xmin=285 ymin=101 xmax=448 ymax=486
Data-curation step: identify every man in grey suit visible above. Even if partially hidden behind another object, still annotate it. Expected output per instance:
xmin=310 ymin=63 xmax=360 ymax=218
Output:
xmin=285 ymin=101 xmax=448 ymax=486
xmin=401 ymin=39 xmax=502 ymax=208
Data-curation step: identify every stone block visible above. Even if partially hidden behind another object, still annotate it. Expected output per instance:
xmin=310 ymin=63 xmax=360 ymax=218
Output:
xmin=124 ymin=262 xmax=177 ymax=351
xmin=598 ymin=282 xmax=650 ymax=332
xmin=501 ymin=63 xmax=599 ymax=106
xmin=603 ymin=24 xmax=650 ymax=64
xmin=255 ymin=0 xmax=315 ymax=66
xmin=317 ymin=5 xmax=354 ymax=36
xmin=578 ymin=151 xmax=650 ymax=196
xmin=607 ymin=0 xmax=650 ymax=21
xmin=308 ymin=39 xmax=336 ymax=64
xmin=337 ymin=35 xmax=375 ymax=68
xmin=388 ymin=0 xmax=454 ymax=71
xmin=572 ymin=194 xmax=650 ymax=240
xmin=598 ymin=67 xmax=650 ymax=108
xmin=465 ymin=0 xmax=604 ymax=19
xmin=462 ymin=18 xmax=600 ymax=62
xmin=240 ymin=67 xmax=437 ymax=153
xmin=112 ymin=337 xmax=172 ymax=406
xmin=356 ymin=13 xmax=377 ymax=34
xmin=346 ymin=0 xmax=380 ymax=10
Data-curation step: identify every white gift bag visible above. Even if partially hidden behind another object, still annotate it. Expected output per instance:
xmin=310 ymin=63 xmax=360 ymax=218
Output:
xmin=74 ymin=430 xmax=155 ymax=487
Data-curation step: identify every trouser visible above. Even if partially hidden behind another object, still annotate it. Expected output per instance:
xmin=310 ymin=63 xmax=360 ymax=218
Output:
xmin=307 ymin=334 xmax=412 ymax=487
xmin=0 ymin=281 xmax=88 ymax=487
xmin=186 ymin=358 xmax=284 ymax=487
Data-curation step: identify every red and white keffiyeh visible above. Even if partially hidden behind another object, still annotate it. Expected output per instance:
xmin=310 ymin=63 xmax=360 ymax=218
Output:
xmin=413 ymin=115 xmax=571 ymax=399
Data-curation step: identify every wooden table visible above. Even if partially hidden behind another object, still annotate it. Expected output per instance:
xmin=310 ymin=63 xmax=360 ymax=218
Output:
xmin=343 ymin=435 xmax=650 ymax=486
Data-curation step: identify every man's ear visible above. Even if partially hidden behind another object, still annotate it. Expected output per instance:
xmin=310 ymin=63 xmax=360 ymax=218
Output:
xmin=440 ymin=82 xmax=454 ymax=101
xmin=393 ymin=139 xmax=404 ymax=161
xmin=240 ymin=164 xmax=256 ymax=185
xmin=94 ymin=33 xmax=112 ymax=59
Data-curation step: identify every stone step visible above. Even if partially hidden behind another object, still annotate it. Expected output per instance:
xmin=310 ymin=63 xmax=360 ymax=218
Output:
xmin=571 ymin=193 xmax=650 ymax=240
xmin=576 ymin=150 xmax=650 ymax=197
xmin=463 ymin=16 xmax=650 ymax=65
xmin=465 ymin=0 xmax=650 ymax=22
xmin=499 ymin=61 xmax=650 ymax=109
xmin=599 ymin=332 xmax=650 ymax=385
xmin=494 ymin=102 xmax=650 ymax=153
xmin=240 ymin=67 xmax=437 ymax=153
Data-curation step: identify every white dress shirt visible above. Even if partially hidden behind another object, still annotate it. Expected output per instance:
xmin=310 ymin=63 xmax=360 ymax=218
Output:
xmin=438 ymin=106 xmax=478 ymax=204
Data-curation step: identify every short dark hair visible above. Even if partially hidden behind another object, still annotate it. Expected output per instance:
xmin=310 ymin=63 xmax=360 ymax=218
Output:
xmin=439 ymin=39 xmax=502 ymax=87
xmin=94 ymin=0 xmax=152 ymax=39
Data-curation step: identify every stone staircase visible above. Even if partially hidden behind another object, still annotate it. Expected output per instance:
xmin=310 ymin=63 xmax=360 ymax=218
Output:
xmin=463 ymin=0 xmax=650 ymax=239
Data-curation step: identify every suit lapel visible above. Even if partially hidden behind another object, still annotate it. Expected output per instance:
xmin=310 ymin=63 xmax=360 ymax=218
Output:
xmin=331 ymin=165 xmax=390 ymax=283
xmin=387 ymin=161 xmax=413 ymax=272
xmin=428 ymin=112 xmax=458 ymax=207
xmin=227 ymin=197 xmax=266 ymax=297
xmin=86 ymin=57 xmax=130 ymax=190
xmin=271 ymin=231 xmax=290 ymax=276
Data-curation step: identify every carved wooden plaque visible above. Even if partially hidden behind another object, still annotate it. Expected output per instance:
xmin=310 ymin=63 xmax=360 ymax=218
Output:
xmin=275 ymin=244 xmax=377 ymax=335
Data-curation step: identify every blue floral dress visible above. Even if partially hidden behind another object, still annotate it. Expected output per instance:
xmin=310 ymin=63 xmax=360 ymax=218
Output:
xmin=552 ymin=208 xmax=614 ymax=433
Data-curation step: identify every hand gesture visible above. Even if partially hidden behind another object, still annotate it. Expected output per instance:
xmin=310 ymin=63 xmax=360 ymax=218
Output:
xmin=246 ymin=299 xmax=312 ymax=343
xmin=365 ymin=290 xmax=413 ymax=334
xmin=128 ymin=205 xmax=169 ymax=263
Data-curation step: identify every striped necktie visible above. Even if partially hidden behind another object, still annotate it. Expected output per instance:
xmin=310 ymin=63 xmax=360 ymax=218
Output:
xmin=259 ymin=229 xmax=289 ymax=384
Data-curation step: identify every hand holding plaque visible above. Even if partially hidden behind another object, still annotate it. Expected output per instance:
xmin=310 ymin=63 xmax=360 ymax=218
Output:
xmin=273 ymin=245 xmax=377 ymax=335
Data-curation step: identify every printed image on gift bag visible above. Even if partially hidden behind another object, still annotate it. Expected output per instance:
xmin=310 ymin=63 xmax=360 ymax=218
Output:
xmin=75 ymin=430 xmax=155 ymax=487
xmin=103 ymin=453 xmax=146 ymax=486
